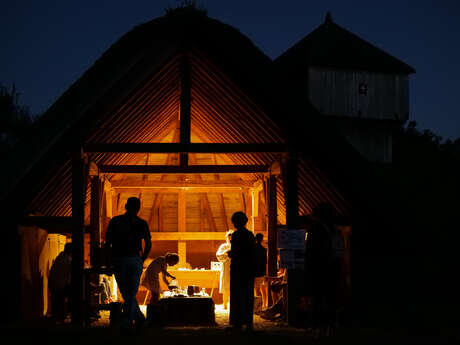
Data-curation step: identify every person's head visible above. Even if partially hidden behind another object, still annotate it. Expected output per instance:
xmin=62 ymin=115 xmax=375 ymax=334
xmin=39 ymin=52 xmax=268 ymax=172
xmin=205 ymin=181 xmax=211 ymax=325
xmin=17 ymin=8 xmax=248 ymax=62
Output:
xmin=64 ymin=242 xmax=72 ymax=255
xmin=312 ymin=203 xmax=336 ymax=224
xmin=225 ymin=230 xmax=233 ymax=244
xmin=255 ymin=233 xmax=263 ymax=244
xmin=165 ymin=253 xmax=179 ymax=266
xmin=231 ymin=211 xmax=248 ymax=229
xmin=125 ymin=197 xmax=141 ymax=215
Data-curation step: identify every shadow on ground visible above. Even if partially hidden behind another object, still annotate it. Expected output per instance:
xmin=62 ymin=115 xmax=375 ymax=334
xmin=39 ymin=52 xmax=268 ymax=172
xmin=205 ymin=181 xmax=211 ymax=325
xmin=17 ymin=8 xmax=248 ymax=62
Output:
xmin=2 ymin=319 xmax=460 ymax=345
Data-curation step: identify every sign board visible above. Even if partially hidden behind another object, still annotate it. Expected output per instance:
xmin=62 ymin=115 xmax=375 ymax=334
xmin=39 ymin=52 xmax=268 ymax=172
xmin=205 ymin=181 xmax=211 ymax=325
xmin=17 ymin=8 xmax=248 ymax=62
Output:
xmin=277 ymin=228 xmax=306 ymax=250
xmin=278 ymin=228 xmax=306 ymax=270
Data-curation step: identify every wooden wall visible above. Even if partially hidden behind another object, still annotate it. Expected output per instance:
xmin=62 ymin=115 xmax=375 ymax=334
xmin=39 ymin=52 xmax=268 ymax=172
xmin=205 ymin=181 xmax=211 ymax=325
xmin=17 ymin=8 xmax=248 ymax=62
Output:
xmin=308 ymin=67 xmax=409 ymax=121
xmin=19 ymin=227 xmax=67 ymax=319
xmin=329 ymin=117 xmax=395 ymax=163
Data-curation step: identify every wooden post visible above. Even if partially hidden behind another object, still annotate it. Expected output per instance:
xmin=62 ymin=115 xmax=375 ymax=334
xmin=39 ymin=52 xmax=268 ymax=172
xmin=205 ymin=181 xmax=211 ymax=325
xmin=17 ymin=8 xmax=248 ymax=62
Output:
xmin=71 ymin=149 xmax=86 ymax=325
xmin=246 ymin=188 xmax=254 ymax=232
xmin=179 ymin=52 xmax=191 ymax=167
xmin=178 ymin=190 xmax=186 ymax=267
xmin=267 ymin=176 xmax=278 ymax=277
xmin=104 ymin=180 xmax=113 ymax=219
xmin=285 ymin=154 xmax=299 ymax=229
xmin=89 ymin=176 xmax=101 ymax=266
xmin=284 ymin=154 xmax=300 ymax=326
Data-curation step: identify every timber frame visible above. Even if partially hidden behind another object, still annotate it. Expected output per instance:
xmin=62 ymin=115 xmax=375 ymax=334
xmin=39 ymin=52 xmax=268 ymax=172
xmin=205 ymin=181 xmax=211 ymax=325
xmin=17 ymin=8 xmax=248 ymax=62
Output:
xmin=58 ymin=51 xmax=299 ymax=325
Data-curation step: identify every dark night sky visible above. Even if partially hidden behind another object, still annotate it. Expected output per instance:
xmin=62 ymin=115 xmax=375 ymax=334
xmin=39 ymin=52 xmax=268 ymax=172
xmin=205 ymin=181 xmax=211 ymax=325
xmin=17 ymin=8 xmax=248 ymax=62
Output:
xmin=2 ymin=1 xmax=459 ymax=140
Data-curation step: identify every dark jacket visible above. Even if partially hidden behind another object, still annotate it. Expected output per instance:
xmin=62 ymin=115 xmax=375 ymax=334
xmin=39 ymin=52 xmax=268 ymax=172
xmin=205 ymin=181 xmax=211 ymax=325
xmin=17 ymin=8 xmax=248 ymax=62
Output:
xmin=253 ymin=243 xmax=267 ymax=277
xmin=105 ymin=213 xmax=151 ymax=258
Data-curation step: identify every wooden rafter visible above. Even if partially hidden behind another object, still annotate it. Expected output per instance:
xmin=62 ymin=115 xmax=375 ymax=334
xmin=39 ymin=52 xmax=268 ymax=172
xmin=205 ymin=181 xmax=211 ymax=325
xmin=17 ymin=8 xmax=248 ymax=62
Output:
xmin=149 ymin=125 xmax=180 ymax=230
xmin=111 ymin=180 xmax=252 ymax=187
xmin=190 ymin=126 xmax=257 ymax=183
xmin=179 ymin=52 xmax=191 ymax=167
xmin=189 ymin=154 xmax=216 ymax=232
xmin=83 ymin=142 xmax=288 ymax=154
xmin=99 ymin=164 xmax=269 ymax=174
xmin=212 ymin=154 xmax=228 ymax=230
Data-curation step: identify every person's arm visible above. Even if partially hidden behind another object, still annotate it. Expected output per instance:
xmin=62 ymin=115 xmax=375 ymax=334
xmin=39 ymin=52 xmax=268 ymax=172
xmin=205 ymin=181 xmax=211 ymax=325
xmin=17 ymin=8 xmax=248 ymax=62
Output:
xmin=141 ymin=220 xmax=152 ymax=262
xmin=216 ymin=244 xmax=229 ymax=262
xmin=162 ymin=272 xmax=170 ymax=286
xmin=161 ymin=260 xmax=175 ymax=283
xmin=165 ymin=271 xmax=176 ymax=279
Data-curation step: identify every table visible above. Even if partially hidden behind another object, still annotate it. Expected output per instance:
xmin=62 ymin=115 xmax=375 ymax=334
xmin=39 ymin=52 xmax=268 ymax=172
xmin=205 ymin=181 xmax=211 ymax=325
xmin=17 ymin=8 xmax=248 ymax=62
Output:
xmin=154 ymin=296 xmax=215 ymax=326
xmin=159 ymin=269 xmax=220 ymax=295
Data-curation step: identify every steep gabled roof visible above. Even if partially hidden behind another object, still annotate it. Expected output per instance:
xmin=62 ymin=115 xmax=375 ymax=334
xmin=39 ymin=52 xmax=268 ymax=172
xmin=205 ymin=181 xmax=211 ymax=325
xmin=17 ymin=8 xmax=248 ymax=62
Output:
xmin=275 ymin=12 xmax=416 ymax=74
xmin=1 ymin=9 xmax=356 ymax=223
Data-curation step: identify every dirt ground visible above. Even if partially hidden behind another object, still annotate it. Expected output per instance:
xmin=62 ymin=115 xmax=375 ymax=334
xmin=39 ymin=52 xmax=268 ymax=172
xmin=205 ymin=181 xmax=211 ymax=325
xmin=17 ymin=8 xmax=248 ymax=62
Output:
xmin=2 ymin=305 xmax=460 ymax=345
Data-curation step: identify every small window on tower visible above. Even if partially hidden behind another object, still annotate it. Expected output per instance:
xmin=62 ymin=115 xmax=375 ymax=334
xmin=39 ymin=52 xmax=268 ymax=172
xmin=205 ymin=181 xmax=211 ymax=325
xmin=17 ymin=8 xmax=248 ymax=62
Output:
xmin=359 ymin=82 xmax=368 ymax=95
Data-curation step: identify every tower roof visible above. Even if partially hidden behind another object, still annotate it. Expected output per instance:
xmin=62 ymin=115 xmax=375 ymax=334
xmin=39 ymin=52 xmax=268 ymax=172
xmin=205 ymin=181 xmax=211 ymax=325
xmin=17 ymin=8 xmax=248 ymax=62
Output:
xmin=275 ymin=13 xmax=416 ymax=74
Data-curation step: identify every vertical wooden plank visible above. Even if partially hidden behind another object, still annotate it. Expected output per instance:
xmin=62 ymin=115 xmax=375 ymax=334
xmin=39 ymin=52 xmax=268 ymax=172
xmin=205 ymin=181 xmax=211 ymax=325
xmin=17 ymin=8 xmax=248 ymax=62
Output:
xmin=218 ymin=193 xmax=228 ymax=230
xmin=89 ymin=176 xmax=101 ymax=266
xmin=267 ymin=176 xmax=278 ymax=277
xmin=240 ymin=192 xmax=246 ymax=214
xmin=200 ymin=195 xmax=205 ymax=232
xmin=246 ymin=188 xmax=253 ymax=232
xmin=179 ymin=52 xmax=191 ymax=167
xmin=284 ymin=155 xmax=299 ymax=229
xmin=202 ymin=195 xmax=217 ymax=232
xmin=104 ymin=180 xmax=113 ymax=219
xmin=284 ymin=155 xmax=299 ymax=326
xmin=159 ymin=203 xmax=164 ymax=232
xmin=71 ymin=150 xmax=86 ymax=325
xmin=178 ymin=190 xmax=186 ymax=267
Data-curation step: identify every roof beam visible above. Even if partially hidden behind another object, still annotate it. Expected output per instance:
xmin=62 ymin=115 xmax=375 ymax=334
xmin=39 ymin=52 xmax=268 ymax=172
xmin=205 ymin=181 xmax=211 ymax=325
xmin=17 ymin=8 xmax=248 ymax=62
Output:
xmin=82 ymin=143 xmax=287 ymax=154
xmin=179 ymin=53 xmax=191 ymax=167
xmin=99 ymin=165 xmax=269 ymax=174
xmin=150 ymin=231 xmax=267 ymax=241
xmin=112 ymin=187 xmax=244 ymax=194
xmin=110 ymin=180 xmax=252 ymax=188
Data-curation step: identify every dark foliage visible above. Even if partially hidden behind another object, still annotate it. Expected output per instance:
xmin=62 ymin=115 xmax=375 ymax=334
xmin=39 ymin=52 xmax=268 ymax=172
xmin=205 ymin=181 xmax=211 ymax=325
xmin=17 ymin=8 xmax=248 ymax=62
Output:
xmin=391 ymin=121 xmax=460 ymax=251
xmin=165 ymin=1 xmax=208 ymax=17
xmin=0 ymin=84 xmax=35 ymax=154
xmin=374 ymin=121 xmax=460 ymax=325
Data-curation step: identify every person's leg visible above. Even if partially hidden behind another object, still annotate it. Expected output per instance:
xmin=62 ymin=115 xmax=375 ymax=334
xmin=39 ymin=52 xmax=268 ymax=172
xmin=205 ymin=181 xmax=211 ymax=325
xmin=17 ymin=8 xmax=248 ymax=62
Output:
xmin=229 ymin=272 xmax=242 ymax=327
xmin=125 ymin=256 xmax=144 ymax=325
xmin=260 ymin=283 xmax=268 ymax=309
xmin=245 ymin=276 xmax=254 ymax=328
xmin=113 ymin=259 xmax=131 ymax=328
xmin=223 ymin=290 xmax=229 ymax=310
xmin=51 ymin=290 xmax=66 ymax=322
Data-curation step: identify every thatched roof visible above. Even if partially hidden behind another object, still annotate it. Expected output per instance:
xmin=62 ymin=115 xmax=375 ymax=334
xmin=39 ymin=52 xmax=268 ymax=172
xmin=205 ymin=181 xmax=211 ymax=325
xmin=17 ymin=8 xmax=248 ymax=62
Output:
xmin=0 ymin=9 xmax=399 ymax=240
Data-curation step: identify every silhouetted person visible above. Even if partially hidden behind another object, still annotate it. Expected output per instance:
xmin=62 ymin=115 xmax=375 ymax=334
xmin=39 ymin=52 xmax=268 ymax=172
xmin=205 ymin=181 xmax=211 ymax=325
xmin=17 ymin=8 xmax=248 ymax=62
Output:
xmin=228 ymin=211 xmax=255 ymax=331
xmin=253 ymin=233 xmax=268 ymax=310
xmin=304 ymin=203 xmax=344 ymax=336
xmin=105 ymin=197 xmax=152 ymax=333
xmin=141 ymin=252 xmax=179 ymax=304
xmin=48 ymin=242 xmax=72 ymax=323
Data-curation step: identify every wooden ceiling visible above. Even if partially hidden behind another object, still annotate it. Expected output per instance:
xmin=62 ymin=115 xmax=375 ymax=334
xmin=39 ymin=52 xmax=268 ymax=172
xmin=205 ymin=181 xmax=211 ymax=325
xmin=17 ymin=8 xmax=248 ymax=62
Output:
xmin=25 ymin=49 xmax=351 ymax=226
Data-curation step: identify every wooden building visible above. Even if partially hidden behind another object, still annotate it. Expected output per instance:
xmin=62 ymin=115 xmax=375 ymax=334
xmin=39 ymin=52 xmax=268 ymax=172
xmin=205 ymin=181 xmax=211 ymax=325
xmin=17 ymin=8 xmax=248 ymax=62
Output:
xmin=275 ymin=13 xmax=415 ymax=163
xmin=0 ymin=8 xmax=414 ymax=326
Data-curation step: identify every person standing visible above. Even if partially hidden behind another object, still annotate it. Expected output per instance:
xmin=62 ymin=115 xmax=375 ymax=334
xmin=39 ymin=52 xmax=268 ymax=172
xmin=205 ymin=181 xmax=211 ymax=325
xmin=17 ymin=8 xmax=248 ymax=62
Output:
xmin=216 ymin=230 xmax=233 ymax=310
xmin=304 ymin=203 xmax=344 ymax=337
xmin=48 ymin=242 xmax=72 ymax=323
xmin=105 ymin=197 xmax=152 ymax=333
xmin=228 ymin=212 xmax=255 ymax=331
xmin=253 ymin=233 xmax=268 ymax=310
